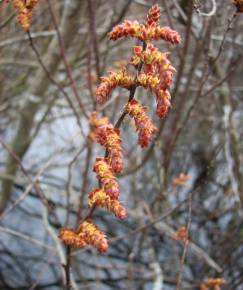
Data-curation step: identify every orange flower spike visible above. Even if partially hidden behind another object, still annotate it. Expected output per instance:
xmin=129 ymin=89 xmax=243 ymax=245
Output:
xmin=96 ymin=125 xmax=123 ymax=173
xmin=95 ymin=125 xmax=122 ymax=151
xmin=126 ymin=99 xmax=157 ymax=147
xmin=108 ymin=149 xmax=123 ymax=174
xmin=96 ymin=69 xmax=134 ymax=104
xmin=233 ymin=0 xmax=243 ymax=12
xmin=13 ymin=0 xmax=29 ymax=31
xmin=91 ymin=116 xmax=123 ymax=173
xmin=153 ymin=26 xmax=181 ymax=44
xmin=59 ymin=228 xmax=87 ymax=249
xmin=145 ymin=4 xmax=161 ymax=27
xmin=108 ymin=7 xmax=181 ymax=44
xmin=78 ymin=221 xmax=108 ymax=253
xmin=93 ymin=158 xmax=120 ymax=199
xmin=88 ymin=189 xmax=127 ymax=220
xmin=17 ymin=10 xmax=30 ymax=32
xmin=108 ymin=20 xmax=141 ymax=41
xmin=156 ymin=90 xmax=171 ymax=119
xmin=13 ymin=0 xmax=39 ymax=31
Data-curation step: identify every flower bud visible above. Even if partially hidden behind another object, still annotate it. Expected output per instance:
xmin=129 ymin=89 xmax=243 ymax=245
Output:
xmin=93 ymin=158 xmax=120 ymax=199
xmin=89 ymin=188 xmax=127 ymax=220
xmin=78 ymin=221 xmax=108 ymax=253
xmin=59 ymin=228 xmax=87 ymax=249
xmin=126 ymin=99 xmax=157 ymax=147
xmin=96 ymin=69 xmax=134 ymax=104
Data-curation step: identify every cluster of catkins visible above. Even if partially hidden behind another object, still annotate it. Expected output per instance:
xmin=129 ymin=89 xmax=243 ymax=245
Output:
xmin=59 ymin=4 xmax=181 ymax=253
xmin=13 ymin=0 xmax=39 ymax=31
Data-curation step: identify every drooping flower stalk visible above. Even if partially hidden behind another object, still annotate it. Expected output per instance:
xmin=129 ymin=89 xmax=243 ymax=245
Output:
xmin=93 ymin=158 xmax=120 ymax=199
xmin=90 ymin=113 xmax=123 ymax=173
xmin=59 ymin=4 xmax=181 ymax=254
xmin=145 ymin=4 xmax=161 ymax=27
xmin=59 ymin=221 xmax=108 ymax=253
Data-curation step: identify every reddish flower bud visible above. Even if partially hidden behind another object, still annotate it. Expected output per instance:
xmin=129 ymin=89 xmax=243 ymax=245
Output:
xmin=93 ymin=158 xmax=120 ymax=199
xmin=107 ymin=149 xmax=123 ymax=174
xmin=134 ymin=46 xmax=143 ymax=55
xmin=96 ymin=126 xmax=123 ymax=173
xmin=96 ymin=69 xmax=134 ymax=104
xmin=78 ymin=221 xmax=108 ymax=253
xmin=89 ymin=113 xmax=123 ymax=173
xmin=126 ymin=99 xmax=157 ymax=147
xmin=59 ymin=228 xmax=87 ymax=249
xmin=145 ymin=4 xmax=161 ymax=27
xmin=153 ymin=26 xmax=181 ymax=44
xmin=156 ymin=89 xmax=171 ymax=119
xmin=88 ymin=189 xmax=127 ymax=220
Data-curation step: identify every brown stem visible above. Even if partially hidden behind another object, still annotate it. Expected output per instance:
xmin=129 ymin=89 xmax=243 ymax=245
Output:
xmin=87 ymin=0 xmax=101 ymax=79
xmin=64 ymin=246 xmax=71 ymax=290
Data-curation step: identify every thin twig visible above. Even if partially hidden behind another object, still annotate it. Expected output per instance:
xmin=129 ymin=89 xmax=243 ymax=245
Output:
xmin=46 ymin=0 xmax=88 ymax=119
xmin=176 ymin=194 xmax=192 ymax=290
xmin=0 ymin=138 xmax=60 ymax=226
xmin=27 ymin=31 xmax=85 ymax=135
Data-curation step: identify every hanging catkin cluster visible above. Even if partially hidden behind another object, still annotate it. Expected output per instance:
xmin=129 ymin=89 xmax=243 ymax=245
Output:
xmin=59 ymin=4 xmax=181 ymax=253
xmin=13 ymin=0 xmax=39 ymax=31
